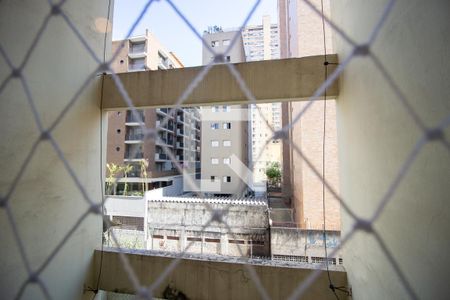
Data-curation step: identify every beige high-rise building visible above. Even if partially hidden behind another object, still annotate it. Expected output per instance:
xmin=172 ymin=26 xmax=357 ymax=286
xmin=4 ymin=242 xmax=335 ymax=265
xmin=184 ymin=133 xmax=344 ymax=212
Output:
xmin=278 ymin=0 xmax=340 ymax=230
xmin=107 ymin=30 xmax=201 ymax=195
xmin=242 ymin=16 xmax=283 ymax=184
xmin=200 ymin=30 xmax=249 ymax=197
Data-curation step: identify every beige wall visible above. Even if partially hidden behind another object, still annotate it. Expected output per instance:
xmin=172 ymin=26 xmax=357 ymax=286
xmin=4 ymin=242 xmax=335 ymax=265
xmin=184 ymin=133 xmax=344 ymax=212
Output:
xmin=279 ymin=0 xmax=340 ymax=230
xmin=296 ymin=0 xmax=332 ymax=57
xmin=200 ymin=106 xmax=249 ymax=196
xmin=95 ymin=249 xmax=347 ymax=300
xmin=332 ymin=0 xmax=450 ymax=298
xmin=0 ymin=1 xmax=110 ymax=298
xmin=107 ymin=111 xmax=127 ymax=166
xmin=111 ymin=40 xmax=128 ymax=73
xmin=202 ymin=30 xmax=246 ymax=64
xmin=291 ymin=101 xmax=340 ymax=230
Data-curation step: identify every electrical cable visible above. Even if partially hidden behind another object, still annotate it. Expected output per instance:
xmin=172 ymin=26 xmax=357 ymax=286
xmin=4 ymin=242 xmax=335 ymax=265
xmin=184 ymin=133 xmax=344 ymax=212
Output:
xmin=320 ymin=1 xmax=350 ymax=298
xmin=90 ymin=0 xmax=112 ymax=298
xmin=319 ymin=0 xmax=339 ymax=299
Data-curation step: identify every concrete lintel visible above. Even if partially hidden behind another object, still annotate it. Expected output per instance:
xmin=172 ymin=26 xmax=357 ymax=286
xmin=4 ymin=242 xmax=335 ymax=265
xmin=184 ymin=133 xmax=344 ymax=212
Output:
xmin=93 ymin=248 xmax=347 ymax=299
xmin=102 ymin=55 xmax=338 ymax=110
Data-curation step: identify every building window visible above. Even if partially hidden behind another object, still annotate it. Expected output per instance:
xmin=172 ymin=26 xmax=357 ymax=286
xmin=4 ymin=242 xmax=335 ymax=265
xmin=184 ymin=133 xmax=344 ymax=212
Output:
xmin=211 ymin=40 xmax=219 ymax=47
xmin=116 ymin=147 xmax=120 ymax=151
xmin=223 ymin=122 xmax=231 ymax=129
xmin=223 ymin=176 xmax=231 ymax=183
xmin=117 ymin=129 xmax=121 ymax=134
xmin=130 ymin=41 xmax=145 ymax=53
xmin=210 ymin=176 xmax=216 ymax=182
xmin=211 ymin=140 xmax=219 ymax=147
xmin=223 ymin=158 xmax=231 ymax=165
xmin=211 ymin=122 xmax=219 ymax=129
xmin=225 ymin=56 xmax=231 ymax=62
xmin=223 ymin=140 xmax=231 ymax=147
xmin=223 ymin=105 xmax=230 ymax=112
xmin=212 ymin=106 xmax=220 ymax=112
xmin=211 ymin=158 xmax=219 ymax=165
xmin=129 ymin=57 xmax=145 ymax=71
xmin=223 ymin=39 xmax=230 ymax=46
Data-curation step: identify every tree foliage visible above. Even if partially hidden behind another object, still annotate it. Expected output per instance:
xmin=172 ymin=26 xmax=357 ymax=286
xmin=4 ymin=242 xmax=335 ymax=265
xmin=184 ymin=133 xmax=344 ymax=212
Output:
xmin=106 ymin=163 xmax=132 ymax=196
xmin=266 ymin=162 xmax=282 ymax=185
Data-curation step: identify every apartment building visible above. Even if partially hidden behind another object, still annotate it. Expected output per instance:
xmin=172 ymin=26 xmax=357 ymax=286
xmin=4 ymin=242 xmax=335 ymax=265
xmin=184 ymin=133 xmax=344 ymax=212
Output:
xmin=201 ymin=30 xmax=250 ymax=197
xmin=242 ymin=16 xmax=283 ymax=184
xmin=242 ymin=15 xmax=280 ymax=61
xmin=278 ymin=0 xmax=340 ymax=230
xmin=107 ymin=30 xmax=201 ymax=194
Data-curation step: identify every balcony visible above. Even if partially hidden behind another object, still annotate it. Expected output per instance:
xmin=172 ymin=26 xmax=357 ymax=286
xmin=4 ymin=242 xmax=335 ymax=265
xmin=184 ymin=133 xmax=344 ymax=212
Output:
xmin=125 ymin=111 xmax=145 ymax=125
xmin=128 ymin=52 xmax=146 ymax=60
xmin=124 ymin=133 xmax=144 ymax=143
xmin=126 ymin=170 xmax=141 ymax=178
xmin=156 ymin=120 xmax=174 ymax=132
xmin=128 ymin=34 xmax=146 ymax=43
xmin=155 ymin=153 xmax=168 ymax=161
xmin=176 ymin=115 xmax=185 ymax=123
xmin=128 ymin=42 xmax=146 ymax=58
xmin=128 ymin=59 xmax=146 ymax=72
xmin=156 ymin=136 xmax=173 ymax=146
xmin=158 ymin=52 xmax=170 ymax=70
xmin=156 ymin=108 xmax=173 ymax=118
xmin=176 ymin=129 xmax=185 ymax=136
xmin=124 ymin=152 xmax=144 ymax=161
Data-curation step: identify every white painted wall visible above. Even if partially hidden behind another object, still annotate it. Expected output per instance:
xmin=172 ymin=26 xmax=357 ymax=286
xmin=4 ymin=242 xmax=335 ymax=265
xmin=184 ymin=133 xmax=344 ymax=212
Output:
xmin=332 ymin=0 xmax=450 ymax=298
xmin=0 ymin=1 xmax=111 ymax=299
xmin=105 ymin=196 xmax=145 ymax=218
xmin=145 ymin=175 xmax=183 ymax=198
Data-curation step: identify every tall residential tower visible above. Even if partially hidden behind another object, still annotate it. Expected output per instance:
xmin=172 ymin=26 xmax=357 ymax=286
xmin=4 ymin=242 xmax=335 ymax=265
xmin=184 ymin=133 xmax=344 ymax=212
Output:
xmin=242 ymin=16 xmax=282 ymax=185
xmin=107 ymin=30 xmax=201 ymax=195
xmin=200 ymin=29 xmax=249 ymax=197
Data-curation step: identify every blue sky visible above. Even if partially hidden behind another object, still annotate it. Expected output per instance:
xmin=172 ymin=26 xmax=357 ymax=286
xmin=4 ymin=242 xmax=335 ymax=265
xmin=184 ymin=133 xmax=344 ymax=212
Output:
xmin=112 ymin=0 xmax=278 ymax=67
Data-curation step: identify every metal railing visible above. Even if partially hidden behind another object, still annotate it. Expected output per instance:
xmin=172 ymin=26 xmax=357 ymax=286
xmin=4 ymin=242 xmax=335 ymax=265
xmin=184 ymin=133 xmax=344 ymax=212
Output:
xmin=125 ymin=133 xmax=144 ymax=141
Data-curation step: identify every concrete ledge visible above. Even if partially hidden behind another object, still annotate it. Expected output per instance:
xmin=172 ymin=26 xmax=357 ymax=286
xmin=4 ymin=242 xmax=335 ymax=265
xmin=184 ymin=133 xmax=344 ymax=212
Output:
xmin=93 ymin=248 xmax=347 ymax=299
xmin=102 ymin=55 xmax=338 ymax=109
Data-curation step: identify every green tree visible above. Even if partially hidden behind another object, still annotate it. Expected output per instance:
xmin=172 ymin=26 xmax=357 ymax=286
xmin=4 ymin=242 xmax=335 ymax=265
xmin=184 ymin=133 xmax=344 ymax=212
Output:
xmin=266 ymin=162 xmax=282 ymax=186
xmin=122 ymin=164 xmax=133 ymax=196
xmin=106 ymin=163 xmax=122 ymax=195
xmin=140 ymin=159 xmax=149 ymax=195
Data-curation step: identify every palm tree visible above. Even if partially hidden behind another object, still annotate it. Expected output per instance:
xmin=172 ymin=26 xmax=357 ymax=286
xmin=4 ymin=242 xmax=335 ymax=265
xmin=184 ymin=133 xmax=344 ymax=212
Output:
xmin=106 ymin=163 xmax=122 ymax=195
xmin=140 ymin=159 xmax=149 ymax=195
xmin=122 ymin=164 xmax=133 ymax=196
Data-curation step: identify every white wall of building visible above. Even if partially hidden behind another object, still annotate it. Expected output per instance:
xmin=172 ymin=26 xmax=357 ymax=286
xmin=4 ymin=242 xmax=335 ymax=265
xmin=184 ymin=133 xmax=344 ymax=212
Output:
xmin=0 ymin=1 xmax=110 ymax=298
xmin=332 ymin=0 xmax=450 ymax=298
